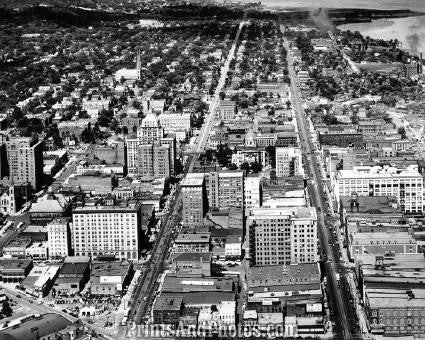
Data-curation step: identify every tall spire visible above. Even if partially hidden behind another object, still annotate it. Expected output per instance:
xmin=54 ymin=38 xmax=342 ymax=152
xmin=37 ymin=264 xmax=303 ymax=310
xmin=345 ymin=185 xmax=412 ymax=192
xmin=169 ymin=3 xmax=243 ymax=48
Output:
xmin=136 ymin=49 xmax=141 ymax=80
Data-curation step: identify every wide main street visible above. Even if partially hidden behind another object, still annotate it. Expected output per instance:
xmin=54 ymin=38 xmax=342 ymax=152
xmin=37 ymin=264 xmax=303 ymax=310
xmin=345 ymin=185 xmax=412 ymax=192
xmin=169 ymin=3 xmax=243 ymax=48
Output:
xmin=124 ymin=17 xmax=246 ymax=338
xmin=281 ymin=27 xmax=358 ymax=339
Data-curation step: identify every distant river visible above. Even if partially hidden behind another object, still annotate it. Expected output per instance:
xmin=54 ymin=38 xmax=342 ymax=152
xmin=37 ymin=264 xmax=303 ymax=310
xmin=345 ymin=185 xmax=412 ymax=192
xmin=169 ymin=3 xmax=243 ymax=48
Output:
xmin=236 ymin=0 xmax=425 ymax=12
xmin=338 ymin=15 xmax=425 ymax=55
xmin=234 ymin=0 xmax=425 ymax=55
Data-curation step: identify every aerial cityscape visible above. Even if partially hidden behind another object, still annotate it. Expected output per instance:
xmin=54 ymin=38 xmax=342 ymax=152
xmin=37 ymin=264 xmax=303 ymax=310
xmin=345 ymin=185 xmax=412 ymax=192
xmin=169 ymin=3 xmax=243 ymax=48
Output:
xmin=0 ymin=0 xmax=424 ymax=339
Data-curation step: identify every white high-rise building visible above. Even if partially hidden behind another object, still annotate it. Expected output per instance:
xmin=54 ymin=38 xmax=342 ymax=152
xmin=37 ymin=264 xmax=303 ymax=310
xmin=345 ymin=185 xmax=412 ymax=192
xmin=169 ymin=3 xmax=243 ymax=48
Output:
xmin=72 ymin=201 xmax=142 ymax=260
xmin=137 ymin=112 xmax=163 ymax=143
xmin=247 ymin=207 xmax=317 ymax=266
xmin=47 ymin=217 xmax=71 ymax=259
xmin=244 ymin=175 xmax=261 ymax=213
xmin=335 ymin=165 xmax=423 ymax=213
xmin=275 ymin=147 xmax=303 ymax=177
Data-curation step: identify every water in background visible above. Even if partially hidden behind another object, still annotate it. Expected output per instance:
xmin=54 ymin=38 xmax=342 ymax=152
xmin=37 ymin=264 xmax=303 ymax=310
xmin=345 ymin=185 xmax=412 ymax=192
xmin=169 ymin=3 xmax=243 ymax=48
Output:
xmin=337 ymin=15 xmax=425 ymax=55
xmin=238 ymin=0 xmax=424 ymax=12
xmin=235 ymin=0 xmax=425 ymax=55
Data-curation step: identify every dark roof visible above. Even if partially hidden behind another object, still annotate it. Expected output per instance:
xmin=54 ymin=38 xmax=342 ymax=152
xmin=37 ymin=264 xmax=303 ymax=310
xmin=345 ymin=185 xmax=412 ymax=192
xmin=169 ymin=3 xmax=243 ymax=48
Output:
xmin=0 ymin=314 xmax=72 ymax=340
xmin=59 ymin=262 xmax=88 ymax=275
xmin=174 ymin=252 xmax=212 ymax=263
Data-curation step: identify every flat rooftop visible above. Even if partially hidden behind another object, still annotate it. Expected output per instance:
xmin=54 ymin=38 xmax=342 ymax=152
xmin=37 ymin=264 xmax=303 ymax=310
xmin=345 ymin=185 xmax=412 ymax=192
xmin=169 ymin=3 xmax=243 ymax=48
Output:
xmin=338 ymin=165 xmax=422 ymax=179
xmin=175 ymin=232 xmax=210 ymax=244
xmin=341 ymin=196 xmax=401 ymax=214
xmin=162 ymin=274 xmax=234 ymax=293
xmin=181 ymin=176 xmax=204 ymax=187
xmin=352 ymin=231 xmax=415 ymax=242
xmin=154 ymin=296 xmax=182 ymax=311
xmin=247 ymin=206 xmax=316 ymax=220
xmin=249 ymin=263 xmax=320 ymax=288
xmin=174 ymin=252 xmax=212 ymax=263
xmin=367 ymin=289 xmax=425 ymax=308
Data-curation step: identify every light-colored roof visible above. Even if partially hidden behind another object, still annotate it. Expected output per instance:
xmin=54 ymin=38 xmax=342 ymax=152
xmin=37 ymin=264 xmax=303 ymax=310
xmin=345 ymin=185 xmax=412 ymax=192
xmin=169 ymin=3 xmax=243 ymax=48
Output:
xmin=338 ymin=165 xmax=422 ymax=179
xmin=30 ymin=194 xmax=69 ymax=213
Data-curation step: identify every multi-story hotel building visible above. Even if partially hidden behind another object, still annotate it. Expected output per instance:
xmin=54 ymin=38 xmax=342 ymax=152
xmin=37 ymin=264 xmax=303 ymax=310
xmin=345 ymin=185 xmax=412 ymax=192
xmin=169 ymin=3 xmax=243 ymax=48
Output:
xmin=72 ymin=200 xmax=143 ymax=260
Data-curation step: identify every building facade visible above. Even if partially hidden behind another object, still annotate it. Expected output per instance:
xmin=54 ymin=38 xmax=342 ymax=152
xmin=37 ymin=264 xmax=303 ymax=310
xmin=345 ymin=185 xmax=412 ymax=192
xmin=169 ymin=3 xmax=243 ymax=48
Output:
xmin=208 ymin=171 xmax=244 ymax=210
xmin=275 ymin=147 xmax=302 ymax=177
xmin=72 ymin=201 xmax=143 ymax=260
xmin=335 ymin=165 xmax=423 ymax=213
xmin=6 ymin=136 xmax=44 ymax=191
xmin=47 ymin=217 xmax=71 ymax=259
xmin=247 ymin=207 xmax=317 ymax=266
xmin=181 ymin=174 xmax=207 ymax=227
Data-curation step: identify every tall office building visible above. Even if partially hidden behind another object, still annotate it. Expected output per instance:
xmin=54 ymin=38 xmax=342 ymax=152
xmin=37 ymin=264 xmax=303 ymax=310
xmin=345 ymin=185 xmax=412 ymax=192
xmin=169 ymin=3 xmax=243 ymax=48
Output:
xmin=275 ymin=147 xmax=303 ymax=177
xmin=72 ymin=200 xmax=143 ymax=260
xmin=208 ymin=171 xmax=244 ymax=210
xmin=47 ymin=217 xmax=71 ymax=259
xmin=247 ymin=207 xmax=317 ymax=266
xmin=126 ymin=140 xmax=171 ymax=179
xmin=160 ymin=135 xmax=176 ymax=176
xmin=335 ymin=165 xmax=423 ymax=213
xmin=137 ymin=112 xmax=163 ymax=143
xmin=181 ymin=173 xmax=207 ymax=227
xmin=244 ymin=175 xmax=261 ymax=213
xmin=6 ymin=136 xmax=43 ymax=191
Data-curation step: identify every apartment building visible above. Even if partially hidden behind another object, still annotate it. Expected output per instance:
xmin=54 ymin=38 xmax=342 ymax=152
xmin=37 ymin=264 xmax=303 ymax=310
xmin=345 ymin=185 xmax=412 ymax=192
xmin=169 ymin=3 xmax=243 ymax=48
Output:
xmin=247 ymin=207 xmax=317 ymax=266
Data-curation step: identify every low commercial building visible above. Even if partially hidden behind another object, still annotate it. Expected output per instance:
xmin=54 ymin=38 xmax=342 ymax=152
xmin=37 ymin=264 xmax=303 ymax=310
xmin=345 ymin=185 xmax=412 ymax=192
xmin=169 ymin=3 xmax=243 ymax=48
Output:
xmin=0 ymin=313 xmax=83 ymax=340
xmin=224 ymin=234 xmax=242 ymax=259
xmin=20 ymin=265 xmax=60 ymax=297
xmin=366 ymin=289 xmax=425 ymax=336
xmin=0 ymin=258 xmax=33 ymax=283
xmin=317 ymin=126 xmax=363 ymax=148
xmin=153 ymin=296 xmax=183 ymax=327
xmin=247 ymin=263 xmax=322 ymax=317
xmin=67 ymin=174 xmax=114 ymax=195
xmin=340 ymin=195 xmax=403 ymax=226
xmin=171 ymin=252 xmax=212 ymax=277
xmin=90 ymin=260 xmax=134 ymax=297
xmin=2 ymin=238 xmax=32 ymax=259
xmin=54 ymin=256 xmax=90 ymax=294
xmin=349 ymin=232 xmax=417 ymax=259
xmin=29 ymin=192 xmax=72 ymax=225
xmin=172 ymin=232 xmax=211 ymax=255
